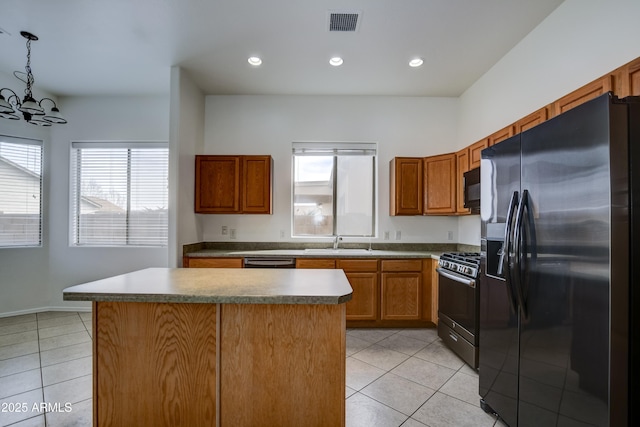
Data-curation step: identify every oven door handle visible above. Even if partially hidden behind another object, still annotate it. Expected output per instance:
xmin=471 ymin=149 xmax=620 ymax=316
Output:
xmin=436 ymin=268 xmax=476 ymax=288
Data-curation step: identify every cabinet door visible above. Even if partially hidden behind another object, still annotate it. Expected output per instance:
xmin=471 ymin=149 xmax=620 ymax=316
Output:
xmin=296 ymin=258 xmax=336 ymax=269
xmin=468 ymin=139 xmax=488 ymax=169
xmin=515 ymin=107 xmax=549 ymax=134
xmin=389 ymin=157 xmax=423 ymax=215
xmin=195 ymin=156 xmax=241 ymax=213
xmin=345 ymin=272 xmax=378 ymax=321
xmin=455 ymin=148 xmax=470 ymax=215
xmin=186 ymin=258 xmax=243 ymax=268
xmin=242 ymin=156 xmax=272 ymax=214
xmin=381 ymin=272 xmax=421 ymax=320
xmin=553 ymin=75 xmax=613 ymax=117
xmin=423 ymin=153 xmax=456 ymax=215
xmin=615 ymin=57 xmax=640 ymax=97
xmin=487 ymin=125 xmax=514 ymax=147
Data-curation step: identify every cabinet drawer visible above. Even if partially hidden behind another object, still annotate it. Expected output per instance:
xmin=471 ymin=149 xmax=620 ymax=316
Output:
xmin=187 ymin=258 xmax=243 ymax=268
xmin=296 ymin=259 xmax=336 ymax=269
xmin=381 ymin=259 xmax=422 ymax=272
xmin=336 ymin=259 xmax=378 ymax=272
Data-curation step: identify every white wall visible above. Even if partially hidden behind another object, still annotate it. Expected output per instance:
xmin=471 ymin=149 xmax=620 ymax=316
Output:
xmin=0 ymin=94 xmax=170 ymax=316
xmin=169 ymin=67 xmax=205 ymax=267
xmin=456 ymin=0 xmax=640 ymax=246
xmin=201 ymin=95 xmax=461 ymax=245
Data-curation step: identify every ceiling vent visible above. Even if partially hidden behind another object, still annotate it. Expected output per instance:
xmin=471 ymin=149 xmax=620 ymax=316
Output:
xmin=328 ymin=11 xmax=361 ymax=32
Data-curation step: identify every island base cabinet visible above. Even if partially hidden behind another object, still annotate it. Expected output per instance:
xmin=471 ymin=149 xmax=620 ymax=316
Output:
xmin=219 ymin=304 xmax=346 ymax=427
xmin=93 ymin=301 xmax=217 ymax=427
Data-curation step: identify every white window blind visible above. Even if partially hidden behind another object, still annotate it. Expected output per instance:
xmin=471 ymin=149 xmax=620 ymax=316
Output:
xmin=71 ymin=141 xmax=168 ymax=247
xmin=0 ymin=135 xmax=43 ymax=247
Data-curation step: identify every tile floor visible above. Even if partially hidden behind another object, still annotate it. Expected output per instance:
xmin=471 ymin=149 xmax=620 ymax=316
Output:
xmin=1 ymin=311 xmax=503 ymax=427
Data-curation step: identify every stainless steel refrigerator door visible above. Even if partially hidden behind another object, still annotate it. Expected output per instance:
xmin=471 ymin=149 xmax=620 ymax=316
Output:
xmin=517 ymin=93 xmax=627 ymax=427
xmin=479 ymin=134 xmax=521 ymax=427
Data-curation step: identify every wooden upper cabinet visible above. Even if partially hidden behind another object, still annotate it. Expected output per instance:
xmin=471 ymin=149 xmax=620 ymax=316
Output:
xmin=195 ymin=156 xmax=241 ymax=213
xmin=389 ymin=157 xmax=423 ymax=216
xmin=242 ymin=156 xmax=272 ymax=214
xmin=515 ymin=107 xmax=549 ymax=134
xmin=553 ymin=75 xmax=613 ymax=117
xmin=455 ymin=148 xmax=470 ymax=215
xmin=195 ymin=155 xmax=272 ymax=214
xmin=615 ymin=57 xmax=640 ymax=97
xmin=423 ymin=153 xmax=456 ymax=215
xmin=468 ymin=139 xmax=488 ymax=169
xmin=487 ymin=125 xmax=514 ymax=147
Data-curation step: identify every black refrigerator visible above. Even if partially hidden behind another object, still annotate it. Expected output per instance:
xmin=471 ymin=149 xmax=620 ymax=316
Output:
xmin=479 ymin=93 xmax=639 ymax=427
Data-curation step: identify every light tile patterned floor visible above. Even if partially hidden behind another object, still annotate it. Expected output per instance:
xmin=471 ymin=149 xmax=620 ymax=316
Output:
xmin=0 ymin=312 xmax=503 ymax=426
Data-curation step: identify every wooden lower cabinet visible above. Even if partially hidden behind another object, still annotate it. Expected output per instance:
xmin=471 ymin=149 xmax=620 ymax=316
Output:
xmin=381 ymin=272 xmax=421 ymax=320
xmin=185 ymin=255 xmax=437 ymax=327
xmin=183 ymin=257 xmax=243 ymax=268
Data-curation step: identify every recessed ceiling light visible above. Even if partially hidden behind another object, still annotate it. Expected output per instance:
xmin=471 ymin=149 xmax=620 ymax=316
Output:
xmin=409 ymin=58 xmax=424 ymax=68
xmin=329 ymin=57 xmax=344 ymax=67
xmin=248 ymin=56 xmax=262 ymax=66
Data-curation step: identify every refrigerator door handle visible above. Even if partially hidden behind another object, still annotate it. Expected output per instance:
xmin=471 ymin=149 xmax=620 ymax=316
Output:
xmin=513 ymin=189 xmax=529 ymax=319
xmin=498 ymin=191 xmax=519 ymax=276
xmin=500 ymin=191 xmax=519 ymax=314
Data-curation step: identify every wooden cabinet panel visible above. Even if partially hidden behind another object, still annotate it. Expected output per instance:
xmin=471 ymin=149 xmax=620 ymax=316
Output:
xmin=553 ymin=75 xmax=613 ymax=117
xmin=185 ymin=258 xmax=243 ymax=268
xmin=380 ymin=259 xmax=422 ymax=272
xmin=381 ymin=273 xmax=421 ymax=320
xmin=337 ymin=259 xmax=378 ymax=272
xmin=487 ymin=125 xmax=514 ymax=146
xmin=220 ymin=303 xmax=345 ymax=426
xmin=468 ymin=139 xmax=488 ymax=169
xmin=94 ymin=302 xmax=217 ymax=426
xmin=345 ymin=272 xmax=378 ymax=321
xmin=455 ymin=148 xmax=470 ymax=215
xmin=515 ymin=107 xmax=549 ymax=134
xmin=421 ymin=259 xmax=438 ymax=322
xmin=195 ymin=155 xmax=272 ymax=214
xmin=296 ymin=258 xmax=336 ymax=269
xmin=195 ymin=156 xmax=241 ymax=213
xmin=423 ymin=153 xmax=456 ymax=215
xmin=242 ymin=156 xmax=272 ymax=214
xmin=389 ymin=157 xmax=423 ymax=215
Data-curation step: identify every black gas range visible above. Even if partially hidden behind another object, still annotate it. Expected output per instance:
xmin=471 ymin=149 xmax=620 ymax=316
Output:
xmin=436 ymin=252 xmax=481 ymax=369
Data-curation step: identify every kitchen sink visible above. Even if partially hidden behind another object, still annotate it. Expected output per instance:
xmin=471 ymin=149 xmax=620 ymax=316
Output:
xmin=303 ymin=248 xmax=372 ymax=254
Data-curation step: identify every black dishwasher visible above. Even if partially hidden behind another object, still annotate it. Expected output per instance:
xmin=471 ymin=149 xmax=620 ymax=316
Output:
xmin=243 ymin=257 xmax=296 ymax=268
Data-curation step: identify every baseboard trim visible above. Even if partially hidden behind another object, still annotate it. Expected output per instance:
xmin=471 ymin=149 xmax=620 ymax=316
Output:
xmin=0 ymin=305 xmax=92 ymax=319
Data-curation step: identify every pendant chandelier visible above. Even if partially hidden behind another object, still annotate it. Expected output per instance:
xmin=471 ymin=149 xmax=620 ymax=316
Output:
xmin=0 ymin=31 xmax=67 ymax=126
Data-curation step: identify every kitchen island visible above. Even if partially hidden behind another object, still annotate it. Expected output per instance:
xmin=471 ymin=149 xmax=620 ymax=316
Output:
xmin=63 ymin=268 xmax=352 ymax=427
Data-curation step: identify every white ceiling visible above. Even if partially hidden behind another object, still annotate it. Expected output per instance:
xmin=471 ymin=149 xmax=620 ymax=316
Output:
xmin=0 ymin=0 xmax=564 ymax=98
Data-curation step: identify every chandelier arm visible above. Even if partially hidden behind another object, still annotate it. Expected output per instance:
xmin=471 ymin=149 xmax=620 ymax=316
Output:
xmin=0 ymin=31 xmax=66 ymax=125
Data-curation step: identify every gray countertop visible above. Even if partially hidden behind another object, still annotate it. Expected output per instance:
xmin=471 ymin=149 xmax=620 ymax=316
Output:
xmin=186 ymin=248 xmax=442 ymax=259
xmin=63 ymin=267 xmax=353 ymax=305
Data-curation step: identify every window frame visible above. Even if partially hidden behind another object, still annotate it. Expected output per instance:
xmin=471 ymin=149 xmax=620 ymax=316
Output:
xmin=0 ymin=134 xmax=43 ymax=248
xmin=70 ymin=140 xmax=169 ymax=248
xmin=291 ymin=142 xmax=377 ymax=238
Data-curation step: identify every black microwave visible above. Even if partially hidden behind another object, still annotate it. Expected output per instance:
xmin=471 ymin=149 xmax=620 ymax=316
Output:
xmin=463 ymin=167 xmax=480 ymax=214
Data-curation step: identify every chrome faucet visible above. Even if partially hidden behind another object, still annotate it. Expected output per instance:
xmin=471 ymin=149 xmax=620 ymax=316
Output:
xmin=333 ymin=235 xmax=343 ymax=250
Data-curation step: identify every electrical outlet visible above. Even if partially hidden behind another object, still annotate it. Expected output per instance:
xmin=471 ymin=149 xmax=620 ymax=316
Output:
xmin=230 ymin=229 xmax=237 ymax=239
xmin=395 ymin=230 xmax=401 ymax=240
xmin=222 ymin=226 xmax=228 ymax=235
xmin=384 ymin=231 xmax=390 ymax=240
xmin=447 ymin=230 xmax=453 ymax=241
xmin=280 ymin=230 xmax=285 ymax=238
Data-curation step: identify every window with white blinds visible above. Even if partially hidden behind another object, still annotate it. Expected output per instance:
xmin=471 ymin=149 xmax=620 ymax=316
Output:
xmin=0 ymin=135 xmax=43 ymax=248
xmin=71 ymin=141 xmax=168 ymax=247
